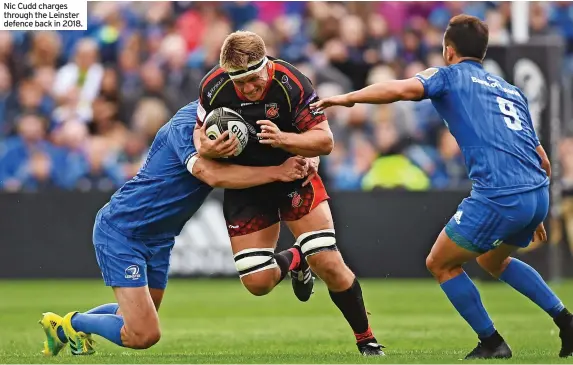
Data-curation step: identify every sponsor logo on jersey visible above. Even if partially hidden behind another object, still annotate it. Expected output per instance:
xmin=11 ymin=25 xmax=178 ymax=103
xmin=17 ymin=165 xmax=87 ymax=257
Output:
xmin=288 ymin=191 xmax=303 ymax=208
xmin=454 ymin=210 xmax=463 ymax=225
xmin=281 ymin=75 xmax=292 ymax=90
xmin=207 ymin=77 xmax=225 ymax=99
xmin=416 ymin=67 xmax=439 ymax=80
xmin=265 ymin=103 xmax=280 ymax=119
xmin=470 ymin=76 xmax=520 ymax=97
xmin=245 ymin=122 xmax=257 ymax=138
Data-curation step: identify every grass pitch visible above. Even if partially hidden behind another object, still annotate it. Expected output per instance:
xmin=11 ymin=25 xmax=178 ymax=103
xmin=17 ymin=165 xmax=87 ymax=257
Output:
xmin=0 ymin=278 xmax=572 ymax=363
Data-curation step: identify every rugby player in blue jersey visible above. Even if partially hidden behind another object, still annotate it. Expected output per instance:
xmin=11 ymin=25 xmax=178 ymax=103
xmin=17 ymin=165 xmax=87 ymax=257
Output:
xmin=38 ymin=101 xmax=313 ymax=355
xmin=312 ymin=14 xmax=573 ymax=360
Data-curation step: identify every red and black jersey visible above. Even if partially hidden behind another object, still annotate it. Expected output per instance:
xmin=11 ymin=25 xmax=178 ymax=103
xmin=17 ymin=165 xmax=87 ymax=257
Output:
xmin=197 ymin=57 xmax=327 ymax=167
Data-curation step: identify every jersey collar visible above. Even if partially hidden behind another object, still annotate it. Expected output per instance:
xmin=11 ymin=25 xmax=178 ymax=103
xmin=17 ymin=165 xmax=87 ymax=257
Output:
xmin=460 ymin=59 xmax=483 ymax=67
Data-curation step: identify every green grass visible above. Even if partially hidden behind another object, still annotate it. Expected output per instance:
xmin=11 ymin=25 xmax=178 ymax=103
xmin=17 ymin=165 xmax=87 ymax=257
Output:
xmin=0 ymin=278 xmax=572 ymax=363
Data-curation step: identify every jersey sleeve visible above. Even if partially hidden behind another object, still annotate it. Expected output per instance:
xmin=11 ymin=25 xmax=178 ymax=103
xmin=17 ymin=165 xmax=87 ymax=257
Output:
xmin=293 ymin=87 xmax=327 ymax=132
xmin=415 ymin=67 xmax=449 ymax=99
xmin=277 ymin=62 xmax=327 ymax=132
xmin=196 ymin=100 xmax=208 ymax=127
xmin=197 ymin=67 xmax=226 ymax=127
xmin=167 ymin=121 xmax=198 ymax=166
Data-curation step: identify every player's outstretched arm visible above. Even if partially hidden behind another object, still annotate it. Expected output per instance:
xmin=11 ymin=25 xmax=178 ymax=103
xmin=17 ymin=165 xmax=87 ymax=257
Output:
xmin=257 ymin=120 xmax=334 ymax=157
xmin=311 ymin=78 xmax=425 ymax=111
xmin=189 ymin=155 xmax=308 ymax=189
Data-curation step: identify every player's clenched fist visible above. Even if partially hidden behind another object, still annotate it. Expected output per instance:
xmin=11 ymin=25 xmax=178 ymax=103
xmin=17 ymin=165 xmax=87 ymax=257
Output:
xmin=275 ymin=156 xmax=308 ymax=182
xmin=257 ymin=120 xmax=285 ymax=148
xmin=198 ymin=122 xmax=239 ymax=158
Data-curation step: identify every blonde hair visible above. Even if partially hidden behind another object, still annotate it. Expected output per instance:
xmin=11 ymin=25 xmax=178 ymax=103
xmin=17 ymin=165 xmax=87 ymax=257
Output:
xmin=220 ymin=31 xmax=266 ymax=72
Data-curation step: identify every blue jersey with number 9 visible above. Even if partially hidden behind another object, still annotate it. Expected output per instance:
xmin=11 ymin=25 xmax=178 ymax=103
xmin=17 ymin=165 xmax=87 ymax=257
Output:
xmin=415 ymin=60 xmax=549 ymax=199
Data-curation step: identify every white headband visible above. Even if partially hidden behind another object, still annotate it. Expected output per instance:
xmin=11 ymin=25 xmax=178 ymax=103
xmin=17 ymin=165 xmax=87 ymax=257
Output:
xmin=228 ymin=57 xmax=268 ymax=80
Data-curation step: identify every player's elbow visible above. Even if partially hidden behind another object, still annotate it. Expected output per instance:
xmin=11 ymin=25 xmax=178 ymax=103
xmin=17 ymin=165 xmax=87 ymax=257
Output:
xmin=315 ymin=130 xmax=334 ymax=156
xmin=202 ymin=173 xmax=225 ymax=188
xmin=322 ymin=134 xmax=334 ymax=155
xmin=191 ymin=159 xmax=223 ymax=187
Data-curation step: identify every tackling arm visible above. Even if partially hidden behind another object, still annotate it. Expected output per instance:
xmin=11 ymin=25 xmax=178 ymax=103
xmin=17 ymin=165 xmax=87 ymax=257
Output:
xmin=188 ymin=155 xmax=307 ymax=189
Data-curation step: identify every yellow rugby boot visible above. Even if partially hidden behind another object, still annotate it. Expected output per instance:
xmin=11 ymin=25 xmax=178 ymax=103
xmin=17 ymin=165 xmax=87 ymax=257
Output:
xmin=38 ymin=312 xmax=66 ymax=356
xmin=61 ymin=311 xmax=96 ymax=355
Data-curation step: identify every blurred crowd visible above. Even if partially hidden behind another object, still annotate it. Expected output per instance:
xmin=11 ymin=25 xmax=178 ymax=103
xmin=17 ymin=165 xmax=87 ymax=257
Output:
xmin=0 ymin=1 xmax=572 ymax=194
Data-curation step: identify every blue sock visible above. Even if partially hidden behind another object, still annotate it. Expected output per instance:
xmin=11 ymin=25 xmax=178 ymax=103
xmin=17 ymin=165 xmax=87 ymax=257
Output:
xmin=71 ymin=313 xmax=124 ymax=346
xmin=499 ymin=258 xmax=564 ymax=317
xmin=56 ymin=326 xmax=67 ymax=343
xmin=440 ymin=271 xmax=496 ymax=338
xmin=85 ymin=303 xmax=119 ymax=315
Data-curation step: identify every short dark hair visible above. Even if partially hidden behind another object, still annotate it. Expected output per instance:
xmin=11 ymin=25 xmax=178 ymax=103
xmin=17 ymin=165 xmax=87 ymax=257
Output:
xmin=444 ymin=14 xmax=489 ymax=60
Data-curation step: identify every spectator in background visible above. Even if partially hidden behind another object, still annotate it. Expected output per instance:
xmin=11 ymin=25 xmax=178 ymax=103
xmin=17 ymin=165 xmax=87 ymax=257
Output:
xmin=530 ymin=2 xmax=551 ymax=37
xmin=159 ymin=34 xmax=202 ymax=109
xmin=4 ymin=78 xmax=53 ymax=134
xmin=117 ymin=131 xmax=148 ymax=180
xmin=486 ymin=9 xmax=510 ymax=45
xmin=130 ymin=97 xmax=170 ymax=146
xmin=328 ymin=133 xmax=378 ymax=191
xmin=122 ymin=61 xmax=170 ymax=117
xmin=362 ymin=120 xmax=429 ymax=191
xmin=0 ymin=113 xmax=63 ymax=192
xmin=0 ymin=64 xmax=12 ymax=137
xmin=25 ymin=31 xmax=62 ymax=73
xmin=72 ymin=136 xmax=124 ymax=192
xmin=187 ymin=19 xmax=232 ymax=74
xmin=53 ymin=38 xmax=104 ymax=122
xmin=89 ymin=95 xmax=127 ymax=152
xmin=406 ymin=128 xmax=470 ymax=189
xmin=0 ymin=31 xmax=24 ymax=83
xmin=365 ymin=13 xmax=399 ymax=64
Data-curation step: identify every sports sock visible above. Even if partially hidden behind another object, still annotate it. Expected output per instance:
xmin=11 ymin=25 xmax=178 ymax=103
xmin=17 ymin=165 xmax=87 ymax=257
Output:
xmin=56 ymin=327 xmax=67 ymax=343
xmin=71 ymin=313 xmax=124 ymax=346
xmin=499 ymin=258 xmax=564 ymax=317
xmin=440 ymin=271 xmax=496 ymax=338
xmin=85 ymin=303 xmax=119 ymax=315
xmin=274 ymin=247 xmax=301 ymax=281
xmin=329 ymin=278 xmax=373 ymax=342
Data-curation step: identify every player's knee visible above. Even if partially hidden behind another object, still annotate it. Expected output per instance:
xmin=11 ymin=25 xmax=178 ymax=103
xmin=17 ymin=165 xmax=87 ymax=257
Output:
xmin=477 ymin=255 xmax=511 ymax=278
xmin=241 ymin=272 xmax=275 ymax=296
xmin=234 ymin=248 xmax=278 ymax=296
xmin=308 ymin=251 xmax=353 ymax=288
xmin=426 ymin=254 xmax=444 ymax=277
xmin=127 ymin=327 xmax=161 ymax=349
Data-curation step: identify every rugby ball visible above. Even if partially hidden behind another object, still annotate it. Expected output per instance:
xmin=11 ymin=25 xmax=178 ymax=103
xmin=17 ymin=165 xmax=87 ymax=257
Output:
xmin=204 ymin=107 xmax=249 ymax=156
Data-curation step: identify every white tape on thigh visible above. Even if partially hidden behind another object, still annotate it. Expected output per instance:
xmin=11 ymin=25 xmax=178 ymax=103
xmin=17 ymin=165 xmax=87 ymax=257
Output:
xmin=233 ymin=248 xmax=278 ymax=278
xmin=295 ymin=229 xmax=337 ymax=257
